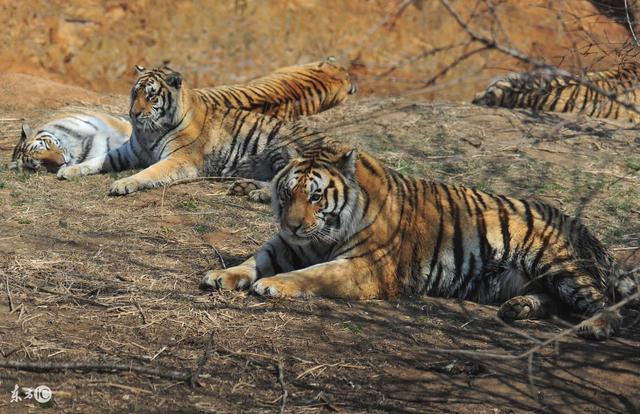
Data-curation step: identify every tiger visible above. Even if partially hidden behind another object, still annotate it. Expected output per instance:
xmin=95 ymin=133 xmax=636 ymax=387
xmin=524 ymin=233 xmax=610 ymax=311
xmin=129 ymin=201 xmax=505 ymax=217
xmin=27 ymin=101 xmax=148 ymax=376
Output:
xmin=473 ymin=62 xmax=640 ymax=122
xmin=192 ymin=56 xmax=357 ymax=121
xmin=200 ymin=147 xmax=638 ymax=341
xmin=9 ymin=111 xmax=132 ymax=173
xmin=13 ymin=58 xmax=355 ymax=175
xmin=56 ymin=66 xmax=337 ymax=196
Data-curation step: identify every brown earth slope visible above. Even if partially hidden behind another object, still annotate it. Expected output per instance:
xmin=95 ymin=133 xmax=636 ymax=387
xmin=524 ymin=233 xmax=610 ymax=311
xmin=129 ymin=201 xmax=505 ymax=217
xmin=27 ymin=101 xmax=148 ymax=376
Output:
xmin=0 ymin=74 xmax=638 ymax=413
xmin=0 ymin=0 xmax=633 ymax=101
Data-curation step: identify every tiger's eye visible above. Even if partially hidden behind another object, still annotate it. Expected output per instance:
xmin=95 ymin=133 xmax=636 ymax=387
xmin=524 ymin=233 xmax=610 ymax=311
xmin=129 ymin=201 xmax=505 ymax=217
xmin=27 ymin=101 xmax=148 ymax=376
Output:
xmin=309 ymin=193 xmax=322 ymax=202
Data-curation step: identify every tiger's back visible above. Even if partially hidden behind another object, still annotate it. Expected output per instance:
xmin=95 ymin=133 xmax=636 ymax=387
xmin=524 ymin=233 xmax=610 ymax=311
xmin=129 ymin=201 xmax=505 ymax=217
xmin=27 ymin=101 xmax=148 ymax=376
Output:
xmin=197 ymin=57 xmax=357 ymax=121
xmin=473 ymin=63 xmax=640 ymax=122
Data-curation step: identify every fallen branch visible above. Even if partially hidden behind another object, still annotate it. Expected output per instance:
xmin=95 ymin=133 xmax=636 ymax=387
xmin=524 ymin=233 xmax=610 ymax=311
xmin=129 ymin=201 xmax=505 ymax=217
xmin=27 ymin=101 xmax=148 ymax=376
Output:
xmin=0 ymin=360 xmax=191 ymax=381
xmin=25 ymin=283 xmax=110 ymax=309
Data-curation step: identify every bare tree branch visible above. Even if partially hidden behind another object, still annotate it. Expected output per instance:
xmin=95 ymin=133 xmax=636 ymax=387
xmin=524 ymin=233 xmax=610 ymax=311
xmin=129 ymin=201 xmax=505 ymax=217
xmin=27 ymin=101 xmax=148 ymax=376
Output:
xmin=624 ymin=0 xmax=640 ymax=46
xmin=439 ymin=0 xmax=640 ymax=116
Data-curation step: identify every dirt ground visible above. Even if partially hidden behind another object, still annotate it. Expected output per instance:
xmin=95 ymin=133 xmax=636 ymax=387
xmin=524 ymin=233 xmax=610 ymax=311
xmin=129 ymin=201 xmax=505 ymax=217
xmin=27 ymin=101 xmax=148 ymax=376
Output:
xmin=0 ymin=74 xmax=639 ymax=413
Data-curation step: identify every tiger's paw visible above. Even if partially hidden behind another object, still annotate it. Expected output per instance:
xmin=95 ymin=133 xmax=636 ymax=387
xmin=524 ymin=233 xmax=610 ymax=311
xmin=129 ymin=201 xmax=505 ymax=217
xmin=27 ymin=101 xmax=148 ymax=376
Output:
xmin=199 ymin=268 xmax=254 ymax=291
xmin=248 ymin=188 xmax=271 ymax=203
xmin=57 ymin=165 xmax=83 ymax=180
xmin=498 ymin=295 xmax=545 ymax=322
xmin=576 ymin=312 xmax=621 ymax=341
xmin=227 ymin=180 xmax=271 ymax=203
xmin=252 ymin=277 xmax=306 ymax=298
xmin=498 ymin=298 xmax=533 ymax=323
xmin=109 ymin=177 xmax=143 ymax=196
xmin=227 ymin=179 xmax=261 ymax=196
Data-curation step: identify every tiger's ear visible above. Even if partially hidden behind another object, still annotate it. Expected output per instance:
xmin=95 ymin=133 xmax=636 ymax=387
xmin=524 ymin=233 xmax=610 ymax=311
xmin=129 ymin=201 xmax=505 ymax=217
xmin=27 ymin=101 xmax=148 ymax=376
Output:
xmin=337 ymin=150 xmax=358 ymax=177
xmin=20 ymin=123 xmax=32 ymax=142
xmin=134 ymin=65 xmax=145 ymax=74
xmin=165 ymin=72 xmax=183 ymax=89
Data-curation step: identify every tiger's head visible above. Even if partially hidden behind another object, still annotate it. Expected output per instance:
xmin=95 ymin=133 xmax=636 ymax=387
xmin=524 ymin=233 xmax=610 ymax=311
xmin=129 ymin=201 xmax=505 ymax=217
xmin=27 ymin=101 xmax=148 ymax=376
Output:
xmin=272 ymin=149 xmax=360 ymax=246
xmin=316 ymin=56 xmax=357 ymax=95
xmin=130 ymin=65 xmax=184 ymax=132
xmin=9 ymin=123 xmax=65 ymax=173
xmin=472 ymin=78 xmax=511 ymax=106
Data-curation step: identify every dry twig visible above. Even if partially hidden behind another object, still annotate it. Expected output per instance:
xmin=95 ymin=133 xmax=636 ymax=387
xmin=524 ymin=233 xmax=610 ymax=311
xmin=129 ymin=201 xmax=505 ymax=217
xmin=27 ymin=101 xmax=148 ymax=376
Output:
xmin=276 ymin=360 xmax=288 ymax=414
xmin=190 ymin=330 xmax=215 ymax=388
xmin=5 ymin=273 xmax=14 ymax=312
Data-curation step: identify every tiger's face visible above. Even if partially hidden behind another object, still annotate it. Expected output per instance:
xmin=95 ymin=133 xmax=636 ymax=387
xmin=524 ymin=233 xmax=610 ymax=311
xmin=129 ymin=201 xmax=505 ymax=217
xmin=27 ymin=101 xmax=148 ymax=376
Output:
xmin=10 ymin=123 xmax=65 ymax=173
xmin=314 ymin=57 xmax=357 ymax=96
xmin=272 ymin=150 xmax=359 ymax=245
xmin=472 ymin=79 xmax=509 ymax=106
xmin=130 ymin=65 xmax=183 ymax=132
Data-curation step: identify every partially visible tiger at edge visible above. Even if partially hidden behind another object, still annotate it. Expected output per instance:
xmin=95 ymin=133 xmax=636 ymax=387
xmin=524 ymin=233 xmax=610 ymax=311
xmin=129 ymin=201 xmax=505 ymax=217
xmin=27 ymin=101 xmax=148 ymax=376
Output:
xmin=200 ymin=146 xmax=639 ymax=340
xmin=473 ymin=61 xmax=640 ymax=122
xmin=13 ymin=57 xmax=356 ymax=173
xmin=10 ymin=110 xmax=131 ymax=173
xmin=56 ymin=62 xmax=352 ymax=196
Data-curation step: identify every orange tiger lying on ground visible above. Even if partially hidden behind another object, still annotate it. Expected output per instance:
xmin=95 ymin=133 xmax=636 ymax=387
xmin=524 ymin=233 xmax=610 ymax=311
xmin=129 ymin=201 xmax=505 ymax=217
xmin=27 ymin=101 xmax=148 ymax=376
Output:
xmin=56 ymin=64 xmax=346 ymax=195
xmin=201 ymin=147 xmax=638 ymax=341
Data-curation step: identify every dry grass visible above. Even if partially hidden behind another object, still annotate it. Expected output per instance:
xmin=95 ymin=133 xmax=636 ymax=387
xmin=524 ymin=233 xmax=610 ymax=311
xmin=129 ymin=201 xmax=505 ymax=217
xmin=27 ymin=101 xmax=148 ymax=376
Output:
xmin=0 ymin=93 xmax=639 ymax=413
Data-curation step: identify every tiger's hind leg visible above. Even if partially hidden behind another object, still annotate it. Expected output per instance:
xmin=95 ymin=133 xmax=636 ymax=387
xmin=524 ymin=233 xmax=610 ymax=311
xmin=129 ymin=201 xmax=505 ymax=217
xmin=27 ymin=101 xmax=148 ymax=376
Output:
xmin=547 ymin=271 xmax=621 ymax=340
xmin=498 ymin=293 xmax=556 ymax=322
xmin=227 ymin=179 xmax=271 ymax=203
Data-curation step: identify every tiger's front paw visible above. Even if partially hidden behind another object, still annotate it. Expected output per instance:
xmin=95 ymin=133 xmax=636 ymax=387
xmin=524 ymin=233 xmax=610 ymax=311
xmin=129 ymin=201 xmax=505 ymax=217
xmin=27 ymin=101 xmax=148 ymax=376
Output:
xmin=227 ymin=180 xmax=271 ymax=203
xmin=227 ymin=179 xmax=260 ymax=196
xmin=248 ymin=188 xmax=271 ymax=203
xmin=199 ymin=267 xmax=254 ymax=291
xmin=109 ymin=177 xmax=143 ymax=196
xmin=252 ymin=277 xmax=306 ymax=298
xmin=57 ymin=165 xmax=83 ymax=180
xmin=498 ymin=296 xmax=536 ymax=322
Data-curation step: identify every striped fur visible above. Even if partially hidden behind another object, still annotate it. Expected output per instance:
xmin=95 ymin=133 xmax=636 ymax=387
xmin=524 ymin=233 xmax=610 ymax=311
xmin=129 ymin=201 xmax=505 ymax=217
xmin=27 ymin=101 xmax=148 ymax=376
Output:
xmin=56 ymin=66 xmax=337 ymax=195
xmin=10 ymin=111 xmax=131 ymax=173
xmin=196 ymin=56 xmax=356 ymax=121
xmin=201 ymin=148 xmax=638 ymax=340
xmin=473 ymin=62 xmax=640 ymax=122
